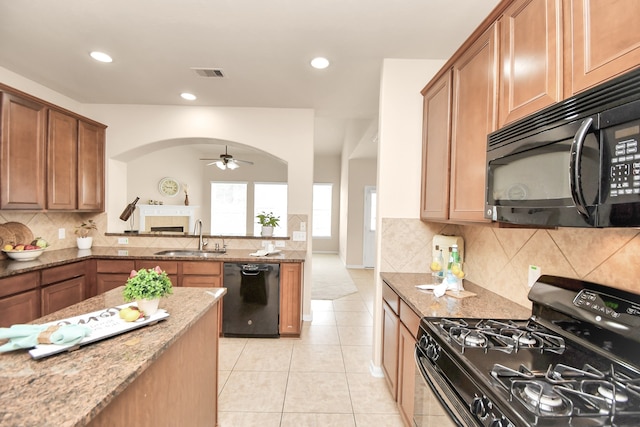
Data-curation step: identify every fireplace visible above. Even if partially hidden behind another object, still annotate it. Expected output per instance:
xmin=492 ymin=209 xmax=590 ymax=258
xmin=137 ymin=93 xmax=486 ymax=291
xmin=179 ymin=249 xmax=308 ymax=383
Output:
xmin=138 ymin=204 xmax=197 ymax=233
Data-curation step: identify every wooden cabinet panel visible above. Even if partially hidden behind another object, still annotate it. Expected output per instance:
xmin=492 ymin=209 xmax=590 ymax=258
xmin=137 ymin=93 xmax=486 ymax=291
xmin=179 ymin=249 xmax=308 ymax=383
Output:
xmin=47 ymin=109 xmax=78 ymax=210
xmin=0 ymin=290 xmax=39 ymax=327
xmin=0 ymin=271 xmax=38 ymax=298
xmin=382 ymin=300 xmax=399 ymax=400
xmin=499 ymin=0 xmax=562 ymax=126
xmin=41 ymin=276 xmax=85 ymax=315
xmin=279 ymin=262 xmax=302 ymax=336
xmin=567 ymin=0 xmax=640 ymax=95
xmin=41 ymin=261 xmax=85 ymax=285
xmin=0 ymin=92 xmax=47 ymax=210
xmin=77 ymin=120 xmax=105 ymax=211
xmin=96 ymin=274 xmax=129 ymax=295
xmin=135 ymin=260 xmax=178 ymax=275
xmin=181 ymin=261 xmax=222 ymax=276
xmin=382 ymin=282 xmax=400 ymax=315
xmin=398 ymin=322 xmax=417 ymax=427
xmin=96 ymin=259 xmax=136 ymax=273
xmin=181 ymin=275 xmax=221 ymax=288
xmin=420 ymin=72 xmax=452 ymax=221
xmin=400 ymin=299 xmax=420 ymax=338
xmin=449 ymin=24 xmax=497 ymax=222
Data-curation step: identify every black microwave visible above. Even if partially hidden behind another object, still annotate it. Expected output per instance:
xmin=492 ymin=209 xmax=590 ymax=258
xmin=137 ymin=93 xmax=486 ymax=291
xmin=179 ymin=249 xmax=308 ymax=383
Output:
xmin=485 ymin=68 xmax=640 ymax=228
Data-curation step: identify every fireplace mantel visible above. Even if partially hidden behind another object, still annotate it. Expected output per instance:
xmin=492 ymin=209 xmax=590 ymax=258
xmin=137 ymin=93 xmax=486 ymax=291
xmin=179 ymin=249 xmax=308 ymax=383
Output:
xmin=138 ymin=204 xmax=198 ymax=233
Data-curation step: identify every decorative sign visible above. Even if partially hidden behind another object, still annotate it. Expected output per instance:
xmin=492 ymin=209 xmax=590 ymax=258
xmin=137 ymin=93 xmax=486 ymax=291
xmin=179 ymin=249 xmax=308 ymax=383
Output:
xmin=28 ymin=303 xmax=169 ymax=359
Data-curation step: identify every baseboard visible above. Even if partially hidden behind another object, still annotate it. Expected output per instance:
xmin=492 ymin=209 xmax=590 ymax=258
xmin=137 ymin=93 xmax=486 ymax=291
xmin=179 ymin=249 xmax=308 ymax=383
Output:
xmin=303 ymin=313 xmax=313 ymax=322
xmin=346 ymin=264 xmax=365 ymax=269
xmin=369 ymin=360 xmax=385 ymax=378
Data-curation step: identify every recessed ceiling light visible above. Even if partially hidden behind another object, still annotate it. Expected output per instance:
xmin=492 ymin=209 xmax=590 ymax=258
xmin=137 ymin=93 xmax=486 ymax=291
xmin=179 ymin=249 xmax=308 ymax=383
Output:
xmin=89 ymin=51 xmax=113 ymax=63
xmin=180 ymin=92 xmax=197 ymax=101
xmin=310 ymin=57 xmax=330 ymax=69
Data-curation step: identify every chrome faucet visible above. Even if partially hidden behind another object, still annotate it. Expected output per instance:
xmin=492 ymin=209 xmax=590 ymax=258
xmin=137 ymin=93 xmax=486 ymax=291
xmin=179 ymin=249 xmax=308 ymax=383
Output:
xmin=194 ymin=219 xmax=208 ymax=250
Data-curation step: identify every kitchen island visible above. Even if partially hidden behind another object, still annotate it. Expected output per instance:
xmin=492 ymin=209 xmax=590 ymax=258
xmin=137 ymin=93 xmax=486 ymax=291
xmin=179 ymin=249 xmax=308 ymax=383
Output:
xmin=0 ymin=286 xmax=226 ymax=427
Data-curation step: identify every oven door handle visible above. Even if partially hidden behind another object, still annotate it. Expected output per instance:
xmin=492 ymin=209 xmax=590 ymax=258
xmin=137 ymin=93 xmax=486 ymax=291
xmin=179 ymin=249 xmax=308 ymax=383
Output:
xmin=569 ymin=117 xmax=593 ymax=218
xmin=414 ymin=346 xmax=479 ymax=427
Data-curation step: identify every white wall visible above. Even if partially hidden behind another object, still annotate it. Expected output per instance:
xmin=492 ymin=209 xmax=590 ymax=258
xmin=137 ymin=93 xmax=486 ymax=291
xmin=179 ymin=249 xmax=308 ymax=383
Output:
xmin=313 ymin=154 xmax=341 ymax=253
xmin=372 ymin=59 xmax=446 ymax=372
xmin=346 ymin=158 xmax=377 ymax=267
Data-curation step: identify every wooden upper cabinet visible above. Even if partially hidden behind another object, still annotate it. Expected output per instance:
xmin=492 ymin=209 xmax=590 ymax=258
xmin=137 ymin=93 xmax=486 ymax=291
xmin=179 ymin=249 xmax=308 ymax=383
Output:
xmin=449 ymin=24 xmax=497 ymax=222
xmin=0 ymin=92 xmax=47 ymax=210
xmin=48 ymin=110 xmax=78 ymax=210
xmin=77 ymin=120 xmax=105 ymax=211
xmin=499 ymin=0 xmax=562 ymax=127
xmin=420 ymin=72 xmax=452 ymax=221
xmin=567 ymin=0 xmax=640 ymax=95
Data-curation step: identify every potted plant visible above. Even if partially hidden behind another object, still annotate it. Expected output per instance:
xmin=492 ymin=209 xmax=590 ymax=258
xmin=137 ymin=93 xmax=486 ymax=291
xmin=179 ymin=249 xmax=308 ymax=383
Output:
xmin=123 ymin=266 xmax=173 ymax=315
xmin=256 ymin=211 xmax=280 ymax=237
xmin=75 ymin=219 xmax=97 ymax=249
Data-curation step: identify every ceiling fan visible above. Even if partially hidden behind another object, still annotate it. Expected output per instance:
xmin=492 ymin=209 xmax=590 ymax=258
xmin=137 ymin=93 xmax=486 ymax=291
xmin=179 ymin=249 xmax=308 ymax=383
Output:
xmin=200 ymin=146 xmax=254 ymax=170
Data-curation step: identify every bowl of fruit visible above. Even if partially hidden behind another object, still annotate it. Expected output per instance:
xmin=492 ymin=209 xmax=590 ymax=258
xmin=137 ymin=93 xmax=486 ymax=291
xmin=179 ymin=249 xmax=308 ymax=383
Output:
xmin=3 ymin=238 xmax=49 ymax=261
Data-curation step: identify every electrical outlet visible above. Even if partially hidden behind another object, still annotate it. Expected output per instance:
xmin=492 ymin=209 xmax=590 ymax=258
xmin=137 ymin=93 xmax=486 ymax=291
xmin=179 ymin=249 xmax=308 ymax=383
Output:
xmin=528 ymin=265 xmax=541 ymax=287
xmin=275 ymin=240 xmax=285 ymax=247
xmin=300 ymin=222 xmax=306 ymax=232
xmin=118 ymin=250 xmax=129 ymax=256
xmin=58 ymin=228 xmax=65 ymax=239
xmin=118 ymin=237 xmax=129 ymax=245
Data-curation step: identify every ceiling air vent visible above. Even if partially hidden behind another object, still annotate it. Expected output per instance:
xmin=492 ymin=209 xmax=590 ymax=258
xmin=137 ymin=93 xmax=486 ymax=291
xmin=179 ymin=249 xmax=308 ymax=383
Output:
xmin=192 ymin=68 xmax=225 ymax=78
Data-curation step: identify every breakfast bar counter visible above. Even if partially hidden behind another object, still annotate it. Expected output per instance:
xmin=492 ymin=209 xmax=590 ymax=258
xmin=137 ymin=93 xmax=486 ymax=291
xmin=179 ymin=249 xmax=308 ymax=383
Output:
xmin=0 ymin=286 xmax=226 ymax=427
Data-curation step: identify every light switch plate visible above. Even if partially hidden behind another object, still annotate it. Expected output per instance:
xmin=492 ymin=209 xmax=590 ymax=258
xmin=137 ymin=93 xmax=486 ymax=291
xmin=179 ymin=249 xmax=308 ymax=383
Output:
xmin=300 ymin=222 xmax=306 ymax=232
xmin=58 ymin=228 xmax=65 ymax=239
xmin=293 ymin=231 xmax=306 ymax=241
xmin=118 ymin=237 xmax=129 ymax=245
xmin=528 ymin=265 xmax=541 ymax=287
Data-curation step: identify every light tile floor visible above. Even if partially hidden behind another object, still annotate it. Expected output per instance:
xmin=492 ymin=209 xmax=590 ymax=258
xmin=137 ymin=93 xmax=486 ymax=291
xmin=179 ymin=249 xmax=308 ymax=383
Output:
xmin=218 ymin=267 xmax=406 ymax=427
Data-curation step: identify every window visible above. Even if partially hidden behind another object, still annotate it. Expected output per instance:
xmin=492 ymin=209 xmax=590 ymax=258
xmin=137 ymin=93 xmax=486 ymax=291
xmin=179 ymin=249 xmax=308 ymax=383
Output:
xmin=254 ymin=183 xmax=287 ymax=236
xmin=210 ymin=182 xmax=247 ymax=235
xmin=313 ymin=183 xmax=332 ymax=237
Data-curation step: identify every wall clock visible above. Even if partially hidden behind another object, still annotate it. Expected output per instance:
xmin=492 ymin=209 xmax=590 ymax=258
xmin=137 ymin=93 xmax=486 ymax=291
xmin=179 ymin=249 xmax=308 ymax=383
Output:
xmin=158 ymin=177 xmax=180 ymax=197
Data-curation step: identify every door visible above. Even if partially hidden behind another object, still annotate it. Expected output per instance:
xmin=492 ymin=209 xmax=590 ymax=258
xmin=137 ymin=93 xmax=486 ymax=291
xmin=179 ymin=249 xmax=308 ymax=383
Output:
xmin=363 ymin=186 xmax=376 ymax=268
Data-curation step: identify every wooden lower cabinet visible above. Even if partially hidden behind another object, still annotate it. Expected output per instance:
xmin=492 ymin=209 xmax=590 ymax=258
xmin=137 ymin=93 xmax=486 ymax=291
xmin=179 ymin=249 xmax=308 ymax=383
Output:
xmin=96 ymin=259 xmax=135 ymax=295
xmin=41 ymin=261 xmax=87 ymax=315
xmin=180 ymin=261 xmax=222 ymax=287
xmin=382 ymin=300 xmax=400 ymax=400
xmin=382 ymin=282 xmax=421 ymax=426
xmin=279 ymin=262 xmax=302 ymax=336
xmin=0 ymin=271 xmax=40 ymax=327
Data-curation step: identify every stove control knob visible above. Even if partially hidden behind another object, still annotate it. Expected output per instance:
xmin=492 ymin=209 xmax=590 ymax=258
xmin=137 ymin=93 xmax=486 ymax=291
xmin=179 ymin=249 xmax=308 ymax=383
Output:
xmin=490 ymin=417 xmax=512 ymax=427
xmin=425 ymin=339 xmax=440 ymax=360
xmin=471 ymin=396 xmax=491 ymax=419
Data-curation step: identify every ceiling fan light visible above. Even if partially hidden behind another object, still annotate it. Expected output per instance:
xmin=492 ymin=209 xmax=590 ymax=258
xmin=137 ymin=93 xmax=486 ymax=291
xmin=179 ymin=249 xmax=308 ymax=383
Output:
xmin=215 ymin=161 xmax=226 ymax=170
xmin=227 ymin=161 xmax=239 ymax=170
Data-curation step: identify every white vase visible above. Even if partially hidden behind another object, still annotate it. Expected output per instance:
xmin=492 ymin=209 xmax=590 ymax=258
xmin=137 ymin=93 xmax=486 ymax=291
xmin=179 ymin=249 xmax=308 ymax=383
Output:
xmin=261 ymin=226 xmax=274 ymax=237
xmin=76 ymin=236 xmax=93 ymax=250
xmin=137 ymin=298 xmax=160 ymax=316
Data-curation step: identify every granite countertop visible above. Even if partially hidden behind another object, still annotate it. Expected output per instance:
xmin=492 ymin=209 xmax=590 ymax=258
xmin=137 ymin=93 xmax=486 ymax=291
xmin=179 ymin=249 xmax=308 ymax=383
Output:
xmin=380 ymin=272 xmax=531 ymax=320
xmin=0 ymin=286 xmax=226 ymax=427
xmin=0 ymin=247 xmax=306 ymax=279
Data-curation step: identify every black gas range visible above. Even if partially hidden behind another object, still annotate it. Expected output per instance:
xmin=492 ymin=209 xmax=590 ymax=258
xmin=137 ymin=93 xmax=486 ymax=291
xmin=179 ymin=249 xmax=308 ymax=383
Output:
xmin=414 ymin=275 xmax=640 ymax=427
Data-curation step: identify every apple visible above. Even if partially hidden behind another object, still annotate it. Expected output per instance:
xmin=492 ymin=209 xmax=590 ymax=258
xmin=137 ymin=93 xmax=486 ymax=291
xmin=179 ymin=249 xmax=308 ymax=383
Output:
xmin=30 ymin=237 xmax=48 ymax=249
xmin=3 ymin=244 xmax=14 ymax=251
xmin=14 ymin=244 xmax=25 ymax=251
xmin=25 ymin=245 xmax=39 ymax=250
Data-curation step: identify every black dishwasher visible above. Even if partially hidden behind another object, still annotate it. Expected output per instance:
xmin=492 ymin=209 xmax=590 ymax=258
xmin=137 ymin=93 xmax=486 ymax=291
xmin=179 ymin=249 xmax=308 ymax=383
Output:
xmin=222 ymin=263 xmax=280 ymax=338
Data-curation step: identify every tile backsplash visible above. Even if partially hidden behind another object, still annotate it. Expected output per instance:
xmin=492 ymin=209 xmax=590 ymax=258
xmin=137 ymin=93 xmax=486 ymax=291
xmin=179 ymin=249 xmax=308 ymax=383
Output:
xmin=381 ymin=218 xmax=640 ymax=308
xmin=0 ymin=212 xmax=307 ymax=252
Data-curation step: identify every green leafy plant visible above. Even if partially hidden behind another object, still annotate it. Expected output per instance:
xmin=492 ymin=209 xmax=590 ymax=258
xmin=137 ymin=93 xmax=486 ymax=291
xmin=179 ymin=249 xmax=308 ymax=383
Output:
xmin=256 ymin=211 xmax=280 ymax=227
xmin=123 ymin=266 xmax=173 ymax=301
xmin=75 ymin=219 xmax=97 ymax=238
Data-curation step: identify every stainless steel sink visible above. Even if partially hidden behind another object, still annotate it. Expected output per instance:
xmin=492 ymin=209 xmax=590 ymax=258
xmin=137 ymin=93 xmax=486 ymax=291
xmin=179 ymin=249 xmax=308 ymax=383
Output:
xmin=154 ymin=249 xmax=226 ymax=257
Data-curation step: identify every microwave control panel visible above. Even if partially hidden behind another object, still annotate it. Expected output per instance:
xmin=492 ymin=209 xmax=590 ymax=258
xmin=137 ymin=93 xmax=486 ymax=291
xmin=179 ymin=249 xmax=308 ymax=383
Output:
xmin=605 ymin=122 xmax=640 ymax=200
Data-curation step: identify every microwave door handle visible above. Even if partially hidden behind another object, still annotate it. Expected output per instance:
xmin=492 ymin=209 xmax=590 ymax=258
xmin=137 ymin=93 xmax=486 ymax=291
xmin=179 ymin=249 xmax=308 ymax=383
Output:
xmin=569 ymin=117 xmax=593 ymax=218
